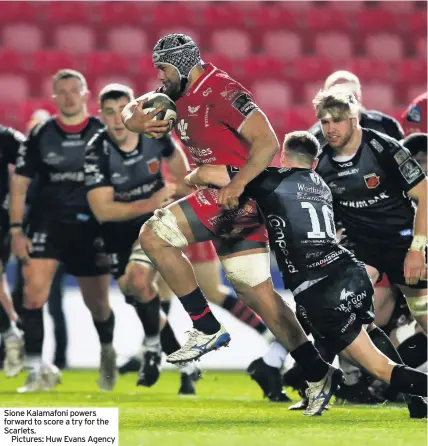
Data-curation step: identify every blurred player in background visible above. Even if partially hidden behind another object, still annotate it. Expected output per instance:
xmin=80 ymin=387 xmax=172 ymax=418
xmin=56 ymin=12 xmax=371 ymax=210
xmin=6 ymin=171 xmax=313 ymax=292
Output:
xmin=125 ymin=33 xmax=341 ymax=414
xmin=85 ymin=83 xmax=200 ymax=395
xmin=401 ymin=92 xmax=427 ymax=136
xmin=10 ymin=69 xmax=116 ymax=392
xmin=0 ymin=125 xmax=25 ymax=377
xmin=12 ymin=108 xmax=69 ymax=370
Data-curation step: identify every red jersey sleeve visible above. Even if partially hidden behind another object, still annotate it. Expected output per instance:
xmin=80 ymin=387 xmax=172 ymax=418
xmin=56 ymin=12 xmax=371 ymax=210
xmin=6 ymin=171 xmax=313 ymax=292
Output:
xmin=211 ymin=80 xmax=259 ymax=133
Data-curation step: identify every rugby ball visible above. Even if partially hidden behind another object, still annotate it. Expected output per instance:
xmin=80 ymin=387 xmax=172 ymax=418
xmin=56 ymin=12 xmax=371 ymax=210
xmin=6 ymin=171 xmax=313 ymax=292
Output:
xmin=141 ymin=92 xmax=177 ymax=139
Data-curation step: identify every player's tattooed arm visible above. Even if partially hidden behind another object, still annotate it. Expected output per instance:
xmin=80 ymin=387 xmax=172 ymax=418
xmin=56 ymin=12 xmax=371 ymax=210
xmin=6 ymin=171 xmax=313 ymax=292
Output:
xmin=218 ymin=110 xmax=279 ymax=209
xmin=404 ymin=178 xmax=428 ymax=285
xmin=184 ymin=165 xmax=230 ymax=188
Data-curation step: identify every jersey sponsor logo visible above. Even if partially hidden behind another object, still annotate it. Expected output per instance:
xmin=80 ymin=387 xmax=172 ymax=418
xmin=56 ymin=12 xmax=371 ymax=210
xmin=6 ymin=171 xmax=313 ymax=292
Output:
xmin=50 ymin=171 xmax=84 ymax=182
xmin=115 ymin=180 xmax=159 ymax=200
xmin=340 ymin=313 xmax=357 ymax=333
xmin=204 ymin=106 xmax=210 ymax=127
xmin=308 ymin=251 xmax=342 ymax=269
xmin=297 ymin=183 xmax=324 ymax=195
xmin=339 ymin=192 xmax=389 ymax=208
xmin=328 ymin=182 xmax=346 ymax=194
xmin=231 ymin=94 xmax=257 ymax=117
xmin=337 ymin=168 xmax=359 ymax=177
xmin=84 ymin=164 xmax=99 ymax=174
xmin=394 ymin=148 xmax=410 ymax=165
xmin=399 ymin=229 xmax=412 ymax=237
xmin=202 ymin=88 xmax=212 ymax=97
xmin=309 ymin=172 xmax=321 ymax=185
xmin=123 ymin=154 xmax=143 ymax=166
xmin=267 ymin=214 xmax=298 ymax=274
xmin=188 ymin=105 xmax=200 ymax=116
xmin=85 ymin=173 xmax=104 ymax=186
xmin=399 ymin=158 xmax=423 ymax=184
xmin=146 ymin=158 xmax=160 ymax=175
xmin=406 ymin=104 xmax=422 ymax=123
xmin=177 ymin=119 xmax=190 ymax=141
xmin=111 ymin=172 xmax=129 ymax=185
xmin=363 ymin=173 xmax=380 ymax=189
xmin=187 ymin=146 xmax=213 ymax=159
xmin=61 ymin=140 xmax=85 ymax=148
xmin=85 ymin=152 xmax=99 ymax=161
xmin=195 ymin=191 xmax=211 ymax=206
xmin=44 ymin=152 xmax=64 ymax=165
xmin=369 ymin=139 xmax=384 ymax=153
xmin=338 ymin=161 xmax=353 ymax=168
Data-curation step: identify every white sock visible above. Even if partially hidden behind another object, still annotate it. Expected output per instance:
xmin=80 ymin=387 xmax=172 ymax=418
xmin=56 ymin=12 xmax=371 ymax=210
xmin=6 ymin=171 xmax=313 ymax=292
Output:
xmin=263 ymin=341 xmax=288 ymax=369
xmin=178 ymin=362 xmax=197 ymax=375
xmin=1 ymin=322 xmax=22 ymax=341
xmin=27 ymin=356 xmax=42 ymax=374
xmin=144 ymin=335 xmax=161 ymax=349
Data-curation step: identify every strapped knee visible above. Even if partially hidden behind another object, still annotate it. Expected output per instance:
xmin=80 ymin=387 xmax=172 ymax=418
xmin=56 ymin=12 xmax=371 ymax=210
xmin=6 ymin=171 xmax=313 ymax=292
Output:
xmin=144 ymin=208 xmax=189 ymax=249
xmin=221 ymin=252 xmax=271 ymax=288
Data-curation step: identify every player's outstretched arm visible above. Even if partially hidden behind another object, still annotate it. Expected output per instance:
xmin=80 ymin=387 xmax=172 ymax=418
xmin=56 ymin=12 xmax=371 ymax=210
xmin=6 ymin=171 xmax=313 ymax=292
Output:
xmin=121 ymin=97 xmax=169 ymax=138
xmin=404 ymin=177 xmax=428 ymax=285
xmin=218 ymin=111 xmax=279 ymax=209
xmin=185 ymin=165 xmax=230 ymax=188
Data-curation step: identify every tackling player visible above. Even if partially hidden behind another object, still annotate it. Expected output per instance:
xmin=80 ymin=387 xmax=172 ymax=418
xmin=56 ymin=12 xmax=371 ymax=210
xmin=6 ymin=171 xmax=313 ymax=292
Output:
xmin=10 ymin=70 xmax=116 ymax=392
xmin=401 ymin=92 xmax=427 ymax=136
xmin=124 ymin=34 xmax=340 ymax=415
xmin=187 ymin=131 xmax=428 ymax=417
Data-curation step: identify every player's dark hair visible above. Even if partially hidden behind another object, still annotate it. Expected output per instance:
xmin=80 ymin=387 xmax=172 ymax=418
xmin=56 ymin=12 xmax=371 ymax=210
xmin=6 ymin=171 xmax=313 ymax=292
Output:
xmin=98 ymin=84 xmax=134 ymax=107
xmin=283 ymin=131 xmax=320 ymax=164
xmin=52 ymin=69 xmax=88 ymax=93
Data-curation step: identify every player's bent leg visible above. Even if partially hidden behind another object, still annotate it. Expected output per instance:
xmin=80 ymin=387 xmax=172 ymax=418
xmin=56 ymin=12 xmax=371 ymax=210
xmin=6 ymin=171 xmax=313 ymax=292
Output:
xmin=373 ymin=284 xmax=399 ymax=328
xmin=220 ymin=247 xmax=339 ymax=414
xmin=398 ymin=286 xmax=427 ymax=333
xmin=18 ymin=259 xmax=60 ymax=393
xmin=77 ymin=275 xmax=116 ymax=391
xmin=140 ymin=201 xmax=229 ymax=364
xmin=342 ymin=326 xmax=428 ymax=398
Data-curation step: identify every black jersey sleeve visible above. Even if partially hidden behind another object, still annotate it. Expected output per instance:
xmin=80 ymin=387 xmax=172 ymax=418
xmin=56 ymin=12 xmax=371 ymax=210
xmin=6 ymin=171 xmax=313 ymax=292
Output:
xmin=160 ymin=133 xmax=176 ymax=158
xmin=381 ymin=115 xmax=405 ymax=141
xmin=368 ymin=131 xmax=426 ymax=193
xmin=227 ymin=166 xmax=281 ymax=199
xmin=1 ymin=126 xmax=25 ymax=165
xmin=84 ymin=132 xmax=111 ymax=191
xmin=14 ymin=125 xmax=41 ymax=179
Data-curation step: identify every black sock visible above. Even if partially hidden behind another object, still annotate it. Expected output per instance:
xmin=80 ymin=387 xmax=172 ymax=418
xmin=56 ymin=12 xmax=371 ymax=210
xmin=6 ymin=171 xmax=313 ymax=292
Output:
xmin=160 ymin=321 xmax=181 ymax=355
xmin=397 ymin=333 xmax=427 ymax=368
xmin=134 ymin=295 xmax=160 ymax=337
xmin=161 ymin=300 xmax=171 ymax=315
xmin=390 ymin=365 xmax=427 ymax=397
xmin=290 ymin=341 xmax=329 ymax=382
xmin=369 ymin=326 xmax=403 ymax=364
xmin=222 ymin=294 xmax=267 ymax=334
xmin=0 ymin=303 xmax=11 ymax=333
xmin=22 ymin=307 xmax=44 ymax=355
xmin=179 ymin=288 xmax=220 ymax=334
xmin=93 ymin=311 xmax=115 ymax=345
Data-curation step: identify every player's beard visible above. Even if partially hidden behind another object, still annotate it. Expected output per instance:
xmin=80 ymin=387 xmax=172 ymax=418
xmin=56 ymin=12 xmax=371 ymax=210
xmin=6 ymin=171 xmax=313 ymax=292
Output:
xmin=162 ymin=78 xmax=186 ymax=101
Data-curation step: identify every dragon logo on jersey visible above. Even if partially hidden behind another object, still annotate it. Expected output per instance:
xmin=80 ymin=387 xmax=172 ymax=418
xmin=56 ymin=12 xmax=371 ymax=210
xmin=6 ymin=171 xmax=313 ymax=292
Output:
xmin=146 ymin=158 xmax=160 ymax=174
xmin=177 ymin=119 xmax=189 ymax=141
xmin=364 ymin=173 xmax=380 ymax=189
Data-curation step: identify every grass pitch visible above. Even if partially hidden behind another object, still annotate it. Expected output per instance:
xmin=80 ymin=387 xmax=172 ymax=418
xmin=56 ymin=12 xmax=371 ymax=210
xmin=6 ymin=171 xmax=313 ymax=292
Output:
xmin=0 ymin=370 xmax=426 ymax=446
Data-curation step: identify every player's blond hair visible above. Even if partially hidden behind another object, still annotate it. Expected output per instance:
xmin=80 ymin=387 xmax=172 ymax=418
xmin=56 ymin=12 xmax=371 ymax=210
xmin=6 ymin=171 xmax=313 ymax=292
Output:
xmin=324 ymin=70 xmax=362 ymax=102
xmin=313 ymin=85 xmax=360 ymax=121
xmin=52 ymin=69 xmax=88 ymax=94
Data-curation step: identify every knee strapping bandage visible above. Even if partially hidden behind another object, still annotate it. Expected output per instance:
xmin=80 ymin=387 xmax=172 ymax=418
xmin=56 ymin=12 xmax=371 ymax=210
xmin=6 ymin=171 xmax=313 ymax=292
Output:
xmin=221 ymin=252 xmax=271 ymax=288
xmin=145 ymin=208 xmax=189 ymax=249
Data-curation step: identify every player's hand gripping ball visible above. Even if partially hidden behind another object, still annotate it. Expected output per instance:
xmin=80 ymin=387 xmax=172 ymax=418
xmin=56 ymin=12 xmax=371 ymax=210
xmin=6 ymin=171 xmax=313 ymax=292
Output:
xmin=140 ymin=92 xmax=177 ymax=139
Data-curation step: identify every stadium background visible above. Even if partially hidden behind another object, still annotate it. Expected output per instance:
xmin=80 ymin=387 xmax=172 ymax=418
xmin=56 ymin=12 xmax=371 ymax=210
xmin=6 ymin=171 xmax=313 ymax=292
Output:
xmin=0 ymin=0 xmax=426 ymax=369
